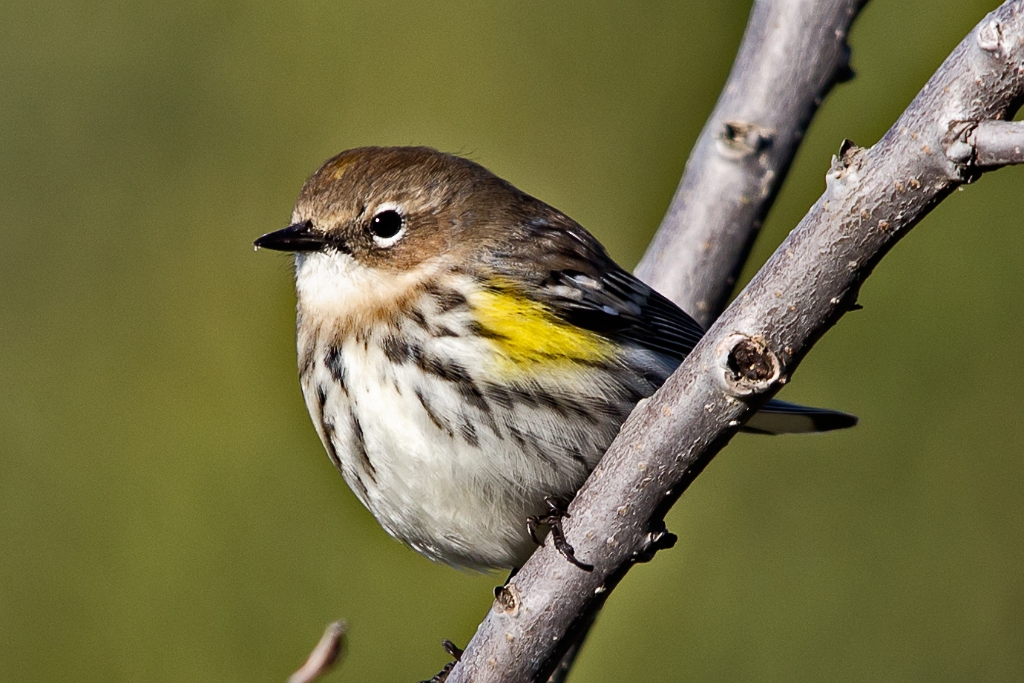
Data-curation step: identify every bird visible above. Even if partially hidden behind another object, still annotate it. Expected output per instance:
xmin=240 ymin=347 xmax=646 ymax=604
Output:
xmin=255 ymin=146 xmax=857 ymax=571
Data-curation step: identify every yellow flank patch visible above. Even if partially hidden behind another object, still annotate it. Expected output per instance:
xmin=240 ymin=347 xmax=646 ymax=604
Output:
xmin=468 ymin=284 xmax=614 ymax=373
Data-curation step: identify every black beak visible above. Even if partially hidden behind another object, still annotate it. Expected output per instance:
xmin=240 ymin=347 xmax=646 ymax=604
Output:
xmin=253 ymin=220 xmax=326 ymax=252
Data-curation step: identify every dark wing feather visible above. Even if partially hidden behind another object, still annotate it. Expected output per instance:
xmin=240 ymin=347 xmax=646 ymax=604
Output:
xmin=485 ymin=207 xmax=704 ymax=364
xmin=482 ymin=202 xmax=857 ymax=435
xmin=539 ymin=267 xmax=704 ymax=361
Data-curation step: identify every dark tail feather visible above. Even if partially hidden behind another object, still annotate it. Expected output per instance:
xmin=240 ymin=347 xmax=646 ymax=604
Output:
xmin=743 ymin=399 xmax=858 ymax=435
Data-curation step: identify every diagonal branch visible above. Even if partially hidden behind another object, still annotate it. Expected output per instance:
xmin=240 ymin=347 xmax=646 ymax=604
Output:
xmin=635 ymin=0 xmax=869 ymax=326
xmin=447 ymin=2 xmax=1024 ymax=682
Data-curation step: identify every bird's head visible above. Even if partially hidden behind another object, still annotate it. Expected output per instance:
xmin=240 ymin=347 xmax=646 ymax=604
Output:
xmin=255 ymin=146 xmax=545 ymax=327
xmin=255 ymin=146 xmax=527 ymax=267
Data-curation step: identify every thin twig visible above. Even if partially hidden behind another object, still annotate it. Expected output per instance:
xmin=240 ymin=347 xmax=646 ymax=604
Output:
xmin=635 ymin=0 xmax=869 ymax=326
xmin=447 ymin=2 xmax=1024 ymax=681
xmin=287 ymin=620 xmax=347 ymax=683
xmin=951 ymin=120 xmax=1024 ymax=166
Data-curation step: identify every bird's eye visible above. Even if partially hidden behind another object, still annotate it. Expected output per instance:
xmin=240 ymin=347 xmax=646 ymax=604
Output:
xmin=369 ymin=209 xmax=405 ymax=245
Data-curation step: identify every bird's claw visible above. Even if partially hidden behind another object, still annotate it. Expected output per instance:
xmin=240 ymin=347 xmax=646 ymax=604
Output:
xmin=526 ymin=497 xmax=594 ymax=572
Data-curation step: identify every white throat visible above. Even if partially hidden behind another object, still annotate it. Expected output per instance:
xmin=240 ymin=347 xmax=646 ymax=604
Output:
xmin=294 ymin=251 xmax=428 ymax=325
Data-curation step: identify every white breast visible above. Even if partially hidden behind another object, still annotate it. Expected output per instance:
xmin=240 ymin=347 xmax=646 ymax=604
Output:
xmin=293 ymin=252 xmax=643 ymax=569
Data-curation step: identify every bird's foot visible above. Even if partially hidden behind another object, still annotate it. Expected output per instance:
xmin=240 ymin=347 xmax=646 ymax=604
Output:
xmin=526 ymin=496 xmax=593 ymax=572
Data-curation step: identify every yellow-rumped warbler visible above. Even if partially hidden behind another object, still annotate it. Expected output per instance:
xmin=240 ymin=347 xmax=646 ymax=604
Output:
xmin=255 ymin=147 xmax=856 ymax=570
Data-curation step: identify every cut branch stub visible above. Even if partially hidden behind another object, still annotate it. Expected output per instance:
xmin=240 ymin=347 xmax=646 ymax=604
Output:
xmin=492 ymin=584 xmax=520 ymax=617
xmin=718 ymin=334 xmax=781 ymax=395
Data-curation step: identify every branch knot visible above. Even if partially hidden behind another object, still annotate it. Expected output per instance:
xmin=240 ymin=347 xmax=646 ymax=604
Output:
xmin=492 ymin=585 xmax=521 ymax=617
xmin=718 ymin=121 xmax=774 ymax=158
xmin=977 ymin=18 xmax=1004 ymax=53
xmin=718 ymin=334 xmax=781 ymax=396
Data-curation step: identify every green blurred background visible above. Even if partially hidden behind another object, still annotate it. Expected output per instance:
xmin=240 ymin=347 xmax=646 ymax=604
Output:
xmin=2 ymin=1 xmax=1022 ymax=681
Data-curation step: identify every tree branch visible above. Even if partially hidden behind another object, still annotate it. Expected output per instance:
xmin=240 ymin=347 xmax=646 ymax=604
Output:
xmin=447 ymin=2 xmax=1024 ymax=682
xmin=635 ymin=0 xmax=868 ymax=326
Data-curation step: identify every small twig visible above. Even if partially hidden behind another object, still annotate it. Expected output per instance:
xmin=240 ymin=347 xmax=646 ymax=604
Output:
xmin=947 ymin=120 xmax=1024 ymax=166
xmin=287 ymin=620 xmax=347 ymax=683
